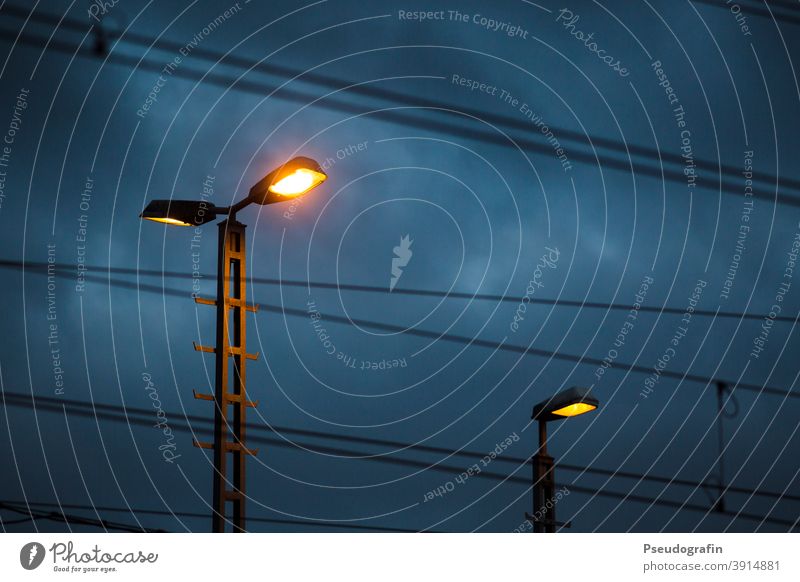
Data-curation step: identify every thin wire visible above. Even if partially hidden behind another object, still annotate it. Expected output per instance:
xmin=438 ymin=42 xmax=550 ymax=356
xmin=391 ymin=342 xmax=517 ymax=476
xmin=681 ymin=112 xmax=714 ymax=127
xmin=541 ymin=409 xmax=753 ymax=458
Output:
xmin=10 ymin=264 xmax=798 ymax=400
xmin=0 ymin=501 xmax=424 ymax=532
xmin=0 ymin=501 xmax=165 ymax=532
xmin=2 ymin=259 xmax=798 ymax=325
xmin=1 ymin=516 xmax=39 ymax=525
xmin=3 ymin=2 xmax=799 ymax=195
xmin=692 ymin=0 xmax=800 ymax=25
xmin=5 ymin=392 xmax=799 ymax=519
xmin=1 ymin=1 xmax=797 ymax=530
xmin=1 ymin=11 xmax=800 ymax=206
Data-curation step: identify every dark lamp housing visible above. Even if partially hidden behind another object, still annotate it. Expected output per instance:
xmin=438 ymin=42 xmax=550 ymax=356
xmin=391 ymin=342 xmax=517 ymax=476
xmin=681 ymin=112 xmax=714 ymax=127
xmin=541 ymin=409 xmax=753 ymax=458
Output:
xmin=140 ymin=200 xmax=220 ymax=227
xmin=247 ymin=156 xmax=326 ymax=205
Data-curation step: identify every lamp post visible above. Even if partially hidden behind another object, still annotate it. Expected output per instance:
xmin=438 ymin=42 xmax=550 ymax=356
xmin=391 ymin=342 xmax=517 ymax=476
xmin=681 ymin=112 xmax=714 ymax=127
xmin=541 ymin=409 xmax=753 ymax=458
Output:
xmin=527 ymin=386 xmax=599 ymax=533
xmin=140 ymin=157 xmax=327 ymax=532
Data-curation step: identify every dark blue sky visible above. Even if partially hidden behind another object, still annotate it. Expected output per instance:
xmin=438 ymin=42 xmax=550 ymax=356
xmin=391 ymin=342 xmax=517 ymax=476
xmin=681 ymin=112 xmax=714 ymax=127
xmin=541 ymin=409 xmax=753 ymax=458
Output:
xmin=1 ymin=0 xmax=799 ymax=532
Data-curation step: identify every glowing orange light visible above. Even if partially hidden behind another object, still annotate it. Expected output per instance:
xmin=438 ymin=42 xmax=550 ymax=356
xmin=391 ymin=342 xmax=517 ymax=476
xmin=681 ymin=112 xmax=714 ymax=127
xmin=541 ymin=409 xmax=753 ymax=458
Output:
xmin=143 ymin=216 xmax=193 ymax=226
xmin=268 ymin=168 xmax=327 ymax=197
xmin=551 ymin=402 xmax=597 ymax=418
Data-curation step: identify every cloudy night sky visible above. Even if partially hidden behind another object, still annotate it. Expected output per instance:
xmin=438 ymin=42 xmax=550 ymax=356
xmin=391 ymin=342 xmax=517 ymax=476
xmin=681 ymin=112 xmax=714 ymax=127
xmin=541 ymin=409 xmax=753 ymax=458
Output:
xmin=0 ymin=0 xmax=799 ymax=533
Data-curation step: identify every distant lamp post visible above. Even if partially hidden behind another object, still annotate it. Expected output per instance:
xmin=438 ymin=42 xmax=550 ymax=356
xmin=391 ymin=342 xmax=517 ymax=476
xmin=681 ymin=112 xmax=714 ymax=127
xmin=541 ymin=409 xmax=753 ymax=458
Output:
xmin=527 ymin=386 xmax=598 ymax=533
xmin=140 ymin=156 xmax=326 ymax=533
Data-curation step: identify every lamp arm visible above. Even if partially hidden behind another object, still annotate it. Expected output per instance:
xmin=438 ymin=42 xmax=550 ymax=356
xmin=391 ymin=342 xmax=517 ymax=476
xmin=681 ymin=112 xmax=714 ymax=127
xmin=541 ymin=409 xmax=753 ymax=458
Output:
xmin=213 ymin=195 xmax=253 ymax=220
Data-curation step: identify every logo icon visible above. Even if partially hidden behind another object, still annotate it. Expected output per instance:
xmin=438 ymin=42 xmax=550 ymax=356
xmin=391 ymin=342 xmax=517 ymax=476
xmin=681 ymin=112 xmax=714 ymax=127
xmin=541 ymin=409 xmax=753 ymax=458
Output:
xmin=20 ymin=542 xmax=45 ymax=570
xmin=390 ymin=235 xmax=413 ymax=292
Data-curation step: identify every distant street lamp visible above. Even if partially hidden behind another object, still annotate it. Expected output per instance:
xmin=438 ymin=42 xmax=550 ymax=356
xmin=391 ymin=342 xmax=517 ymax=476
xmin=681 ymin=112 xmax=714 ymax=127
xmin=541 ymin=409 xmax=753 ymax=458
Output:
xmin=527 ymin=386 xmax=598 ymax=533
xmin=140 ymin=156 xmax=327 ymax=533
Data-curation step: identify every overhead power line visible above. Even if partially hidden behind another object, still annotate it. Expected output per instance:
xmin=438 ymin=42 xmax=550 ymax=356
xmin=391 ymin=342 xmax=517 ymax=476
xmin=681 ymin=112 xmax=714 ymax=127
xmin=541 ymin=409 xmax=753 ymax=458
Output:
xmin=0 ymin=501 xmax=165 ymax=532
xmin=2 ymin=6 xmax=800 ymax=206
xmin=7 ymin=390 xmax=798 ymax=503
xmin=692 ymin=0 xmax=800 ymax=26
xmin=1 ymin=2 xmax=797 ymax=534
xmin=2 ymin=259 xmax=799 ymax=325
xmin=8 ymin=261 xmax=798 ymax=400
xmin=3 ymin=2 xmax=799 ymax=198
xmin=0 ymin=500 xmax=424 ymax=532
xmin=6 ymin=260 xmax=800 ymax=324
xmin=270 ymin=303 xmax=800 ymax=399
xmin=4 ymin=391 xmax=798 ymax=530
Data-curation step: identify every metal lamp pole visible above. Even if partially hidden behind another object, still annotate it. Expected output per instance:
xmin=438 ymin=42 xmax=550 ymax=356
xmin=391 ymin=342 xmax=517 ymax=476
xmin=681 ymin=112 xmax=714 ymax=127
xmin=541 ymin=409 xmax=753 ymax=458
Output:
xmin=193 ymin=216 xmax=259 ymax=532
xmin=140 ymin=157 xmax=327 ymax=532
xmin=527 ymin=386 xmax=599 ymax=533
xmin=531 ymin=420 xmax=556 ymax=533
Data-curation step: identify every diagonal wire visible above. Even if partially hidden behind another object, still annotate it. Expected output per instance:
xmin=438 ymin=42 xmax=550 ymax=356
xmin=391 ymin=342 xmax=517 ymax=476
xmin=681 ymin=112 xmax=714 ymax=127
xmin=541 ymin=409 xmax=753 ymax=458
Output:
xmin=0 ymin=501 xmax=165 ymax=532
xmin=0 ymin=500 xmax=424 ymax=532
xmin=1 ymin=7 xmax=800 ymax=206
xmin=3 ymin=414 xmax=796 ymax=529
xmin=2 ymin=259 xmax=799 ymax=324
xmin=692 ymin=0 xmax=800 ymax=25
xmin=6 ymin=261 xmax=798 ymax=400
xmin=2 ymin=2 xmax=799 ymax=196
xmin=5 ymin=391 xmax=799 ymax=521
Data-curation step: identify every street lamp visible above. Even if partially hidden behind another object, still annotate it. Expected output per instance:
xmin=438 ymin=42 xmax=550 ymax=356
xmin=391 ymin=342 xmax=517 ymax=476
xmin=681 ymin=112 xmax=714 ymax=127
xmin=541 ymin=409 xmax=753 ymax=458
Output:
xmin=140 ymin=156 xmax=327 ymax=533
xmin=527 ymin=386 xmax=598 ymax=533
xmin=141 ymin=156 xmax=327 ymax=225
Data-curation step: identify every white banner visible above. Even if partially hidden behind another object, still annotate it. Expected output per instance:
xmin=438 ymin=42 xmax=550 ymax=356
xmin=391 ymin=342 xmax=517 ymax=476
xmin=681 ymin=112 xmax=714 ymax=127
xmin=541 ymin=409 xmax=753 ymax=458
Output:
xmin=0 ymin=533 xmax=796 ymax=581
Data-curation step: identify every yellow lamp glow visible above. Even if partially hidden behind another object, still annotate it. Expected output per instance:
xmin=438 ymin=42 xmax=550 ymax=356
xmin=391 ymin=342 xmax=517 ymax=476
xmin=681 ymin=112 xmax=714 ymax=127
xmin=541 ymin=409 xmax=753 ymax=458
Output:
xmin=140 ymin=200 xmax=219 ymax=226
xmin=268 ymin=168 xmax=327 ymax=197
xmin=551 ymin=402 xmax=597 ymax=417
xmin=144 ymin=216 xmax=193 ymax=227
